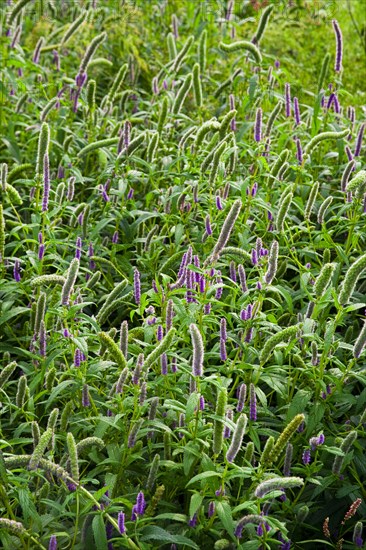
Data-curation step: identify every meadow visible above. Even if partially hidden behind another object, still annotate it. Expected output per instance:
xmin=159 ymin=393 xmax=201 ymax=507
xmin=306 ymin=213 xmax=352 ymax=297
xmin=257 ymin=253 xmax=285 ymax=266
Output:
xmin=0 ymin=0 xmax=365 ymax=549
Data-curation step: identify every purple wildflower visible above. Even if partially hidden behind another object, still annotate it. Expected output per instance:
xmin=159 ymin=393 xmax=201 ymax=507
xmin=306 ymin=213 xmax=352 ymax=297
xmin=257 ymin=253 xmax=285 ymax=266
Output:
xmin=249 ymin=383 xmax=257 ymax=421
xmin=42 ymin=153 xmax=50 ymax=212
xmin=171 ymin=356 xmax=177 ymax=373
xmin=251 ymin=249 xmax=258 ymax=266
xmin=354 ymin=123 xmax=365 ymax=157
xmin=275 ymin=60 xmax=280 ymax=68
xmin=254 ymin=108 xmax=262 ymax=142
xmin=135 ymin=491 xmax=146 ymax=516
xmin=88 ymin=242 xmax=96 ymax=270
xmin=224 ymin=408 xmax=233 ymax=438
xmin=237 ymin=383 xmax=247 ymax=412
xmin=204 ymin=303 xmax=211 ymax=314
xmin=293 ymin=97 xmax=301 ymax=125
xmin=38 ymin=242 xmax=45 ymax=261
xmin=48 ymin=535 xmax=57 ymax=550
xmin=296 ymin=138 xmax=303 ymax=164
xmin=32 ymin=38 xmax=44 ymax=64
xmin=238 ymin=264 xmax=248 ymax=292
xmin=188 ymin=513 xmax=197 ymax=527
xmin=82 ymin=384 xmax=90 ymax=407
xmin=75 ymin=237 xmax=82 ymax=260
xmin=161 ymin=353 xmax=168 ymax=375
xmin=39 ymin=321 xmax=46 ymax=357
xmin=118 ymin=512 xmax=125 ymax=534
xmin=245 ymin=328 xmax=253 ymax=343
xmin=134 ymin=268 xmax=141 ymax=305
xmin=285 ymin=83 xmax=291 ymax=117
xmin=152 ymin=76 xmax=159 ymax=95
xmin=229 ymin=261 xmax=236 ymax=282
xmin=251 ymin=182 xmax=258 ymax=197
xmin=127 ymin=188 xmax=134 ymax=200
xmin=74 ymin=348 xmax=81 ymax=367
xmin=302 ymin=448 xmax=311 ymax=465
xmin=13 ymin=259 xmax=21 ymax=282
xmin=199 ymin=396 xmax=205 ymax=411
xmin=216 ymin=194 xmax=223 ymax=210
xmin=157 ymin=325 xmax=163 ymax=342
xmin=332 ymin=19 xmax=343 ymax=73
xmin=215 ymin=271 xmax=223 ymax=299
xmin=112 ymin=231 xmax=119 ymax=244
xmin=220 ymin=318 xmax=227 ymax=361
xmin=208 ymin=501 xmax=215 ymax=518
xmin=100 ymin=184 xmax=109 ymax=202
xmin=205 ymin=214 xmax=212 ymax=236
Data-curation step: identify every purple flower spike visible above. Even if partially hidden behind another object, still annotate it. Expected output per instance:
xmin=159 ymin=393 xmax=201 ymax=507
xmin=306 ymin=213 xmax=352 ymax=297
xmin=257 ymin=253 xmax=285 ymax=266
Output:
xmin=112 ymin=230 xmax=119 ymax=244
xmin=134 ymin=268 xmax=141 ymax=305
xmin=302 ymin=448 xmax=311 ymax=465
xmin=42 ymin=153 xmax=50 ymax=212
xmin=118 ymin=511 xmax=125 ymax=534
xmin=332 ymin=19 xmax=343 ymax=73
xmin=102 ymin=184 xmax=110 ymax=202
xmin=82 ymin=384 xmax=90 ymax=407
xmin=205 ymin=214 xmax=212 ymax=236
xmin=199 ymin=395 xmax=205 ymax=410
xmin=152 ymin=76 xmax=159 ymax=95
xmin=251 ymin=248 xmax=258 ymax=266
xmin=220 ymin=318 xmax=227 ymax=361
xmin=127 ymin=188 xmax=134 ymax=200
xmin=237 ymin=383 xmax=246 ymax=412
xmin=171 ymin=357 xmax=177 ymax=373
xmin=249 ymin=383 xmax=257 ymax=421
xmin=157 ymin=325 xmax=163 ymax=342
xmin=254 ymin=108 xmax=262 ymax=142
xmin=188 ymin=513 xmax=197 ymax=527
xmin=251 ymin=182 xmax=258 ymax=197
xmin=285 ymin=83 xmax=291 ymax=117
xmin=75 ymin=237 xmax=82 ymax=260
xmin=296 ymin=138 xmax=303 ymax=164
xmin=38 ymin=244 xmax=45 ymax=261
xmin=13 ymin=259 xmax=21 ymax=282
xmin=208 ymin=501 xmax=215 ymax=518
xmin=354 ymin=123 xmax=365 ymax=157
xmin=216 ymin=194 xmax=223 ymax=211
xmin=161 ymin=353 xmax=168 ymax=375
xmin=74 ymin=348 xmax=81 ymax=367
xmin=275 ymin=59 xmax=280 ymax=68
xmin=136 ymin=491 xmax=146 ymax=516
xmin=293 ymin=97 xmax=301 ymax=125
xmin=48 ymin=535 xmax=57 ymax=550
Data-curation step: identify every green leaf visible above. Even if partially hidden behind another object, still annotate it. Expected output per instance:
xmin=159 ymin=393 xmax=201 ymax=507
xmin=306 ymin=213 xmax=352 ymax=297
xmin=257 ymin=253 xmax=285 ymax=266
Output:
xmin=189 ymin=492 xmax=203 ymax=518
xmin=186 ymin=470 xmax=221 ymax=487
xmin=186 ymin=392 xmax=199 ymax=422
xmin=92 ymin=514 xmax=108 ymax=550
xmin=140 ymin=526 xmax=199 ymax=549
xmin=0 ymin=307 xmax=30 ymax=326
xmin=216 ymin=501 xmax=235 ymax=539
xmin=286 ymin=390 xmax=312 ymax=422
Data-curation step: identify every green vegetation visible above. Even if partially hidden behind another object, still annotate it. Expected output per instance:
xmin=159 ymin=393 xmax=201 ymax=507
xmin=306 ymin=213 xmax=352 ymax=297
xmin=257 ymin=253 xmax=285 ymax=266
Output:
xmin=0 ymin=1 xmax=365 ymax=549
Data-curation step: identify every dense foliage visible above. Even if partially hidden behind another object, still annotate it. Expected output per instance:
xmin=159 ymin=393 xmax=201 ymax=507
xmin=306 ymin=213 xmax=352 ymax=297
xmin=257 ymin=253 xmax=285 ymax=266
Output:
xmin=0 ymin=1 xmax=365 ymax=549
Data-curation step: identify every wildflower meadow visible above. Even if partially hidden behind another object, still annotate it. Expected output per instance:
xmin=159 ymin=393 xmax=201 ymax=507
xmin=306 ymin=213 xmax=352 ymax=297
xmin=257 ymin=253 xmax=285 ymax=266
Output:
xmin=0 ymin=0 xmax=365 ymax=549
